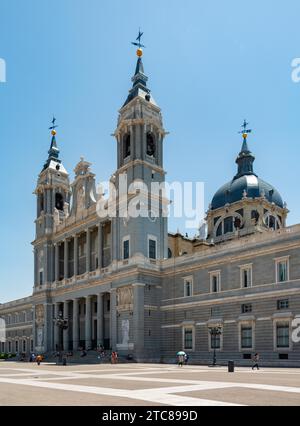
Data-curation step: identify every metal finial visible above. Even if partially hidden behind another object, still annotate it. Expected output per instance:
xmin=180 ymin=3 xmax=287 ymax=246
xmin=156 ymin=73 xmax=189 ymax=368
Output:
xmin=49 ymin=116 xmax=58 ymax=131
xmin=238 ymin=119 xmax=252 ymax=139
xmin=131 ymin=29 xmax=146 ymax=49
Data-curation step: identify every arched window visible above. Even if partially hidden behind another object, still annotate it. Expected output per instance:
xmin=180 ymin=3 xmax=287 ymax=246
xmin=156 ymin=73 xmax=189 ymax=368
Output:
xmin=168 ymin=248 xmax=172 ymax=259
xmin=146 ymin=133 xmax=156 ymax=157
xmin=251 ymin=210 xmax=260 ymax=224
xmin=224 ymin=216 xmax=233 ymax=234
xmin=55 ymin=193 xmax=64 ymax=211
xmin=216 ymin=222 xmax=222 ymax=236
xmin=263 ymin=212 xmax=281 ymax=230
xmin=123 ymin=134 xmax=131 ymax=158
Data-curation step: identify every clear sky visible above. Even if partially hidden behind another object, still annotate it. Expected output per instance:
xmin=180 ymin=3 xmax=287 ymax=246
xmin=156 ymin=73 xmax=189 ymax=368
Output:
xmin=1 ymin=0 xmax=300 ymax=302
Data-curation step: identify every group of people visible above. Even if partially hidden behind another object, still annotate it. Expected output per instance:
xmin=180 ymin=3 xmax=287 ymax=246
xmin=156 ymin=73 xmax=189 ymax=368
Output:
xmin=176 ymin=351 xmax=260 ymax=370
xmin=177 ymin=353 xmax=189 ymax=367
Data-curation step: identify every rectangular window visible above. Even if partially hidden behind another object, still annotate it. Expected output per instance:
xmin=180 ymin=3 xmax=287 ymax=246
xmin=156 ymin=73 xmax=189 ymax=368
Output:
xmin=184 ymin=277 xmax=193 ymax=297
xmin=277 ymin=299 xmax=289 ymax=310
xmin=241 ymin=326 xmax=252 ymax=348
xmin=210 ymin=333 xmax=221 ymax=349
xmin=15 ymin=341 xmax=19 ymax=353
xmin=241 ymin=265 xmax=252 ymax=288
xmin=8 ymin=341 xmax=11 ymax=353
xmin=149 ymin=239 xmax=157 ymax=260
xmin=123 ymin=239 xmax=130 ymax=260
xmin=184 ymin=328 xmax=193 ymax=350
xmin=210 ymin=306 xmax=221 ymax=318
xmin=276 ymin=323 xmax=289 ymax=348
xmin=210 ymin=272 xmax=221 ymax=293
xmin=107 ymin=300 xmax=110 ymax=312
xmin=276 ymin=258 xmax=289 ymax=283
xmin=39 ymin=271 xmax=43 ymax=286
xmin=241 ymin=304 xmax=252 ymax=314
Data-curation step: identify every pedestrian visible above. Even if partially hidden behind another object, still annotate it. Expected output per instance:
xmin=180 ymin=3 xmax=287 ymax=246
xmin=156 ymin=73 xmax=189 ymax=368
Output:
xmin=111 ymin=351 xmax=118 ymax=364
xmin=252 ymin=353 xmax=260 ymax=370
xmin=184 ymin=353 xmax=189 ymax=365
xmin=36 ymin=354 xmax=42 ymax=366
xmin=178 ymin=354 xmax=184 ymax=367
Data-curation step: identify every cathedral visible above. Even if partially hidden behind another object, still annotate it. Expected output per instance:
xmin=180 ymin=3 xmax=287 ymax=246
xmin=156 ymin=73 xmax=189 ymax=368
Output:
xmin=1 ymin=44 xmax=300 ymax=366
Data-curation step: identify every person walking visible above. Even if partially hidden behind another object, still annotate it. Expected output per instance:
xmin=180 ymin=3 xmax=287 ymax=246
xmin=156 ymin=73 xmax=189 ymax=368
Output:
xmin=36 ymin=354 xmax=42 ymax=366
xmin=252 ymin=353 xmax=260 ymax=370
xmin=184 ymin=353 xmax=190 ymax=365
xmin=178 ymin=354 xmax=184 ymax=367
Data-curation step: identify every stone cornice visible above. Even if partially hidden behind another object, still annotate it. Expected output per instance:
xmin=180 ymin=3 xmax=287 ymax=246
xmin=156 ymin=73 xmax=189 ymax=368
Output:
xmin=161 ymin=286 xmax=300 ymax=311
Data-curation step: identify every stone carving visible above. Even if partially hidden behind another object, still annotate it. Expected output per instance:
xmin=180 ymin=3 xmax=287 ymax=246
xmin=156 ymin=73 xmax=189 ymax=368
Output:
xmin=77 ymin=186 xmax=85 ymax=212
xmin=37 ymin=327 xmax=44 ymax=347
xmin=121 ymin=319 xmax=130 ymax=345
xmin=63 ymin=202 xmax=70 ymax=218
xmin=117 ymin=286 xmax=133 ymax=308
xmin=35 ymin=305 xmax=44 ymax=326
xmin=53 ymin=207 xmax=60 ymax=226
xmin=38 ymin=250 xmax=44 ymax=269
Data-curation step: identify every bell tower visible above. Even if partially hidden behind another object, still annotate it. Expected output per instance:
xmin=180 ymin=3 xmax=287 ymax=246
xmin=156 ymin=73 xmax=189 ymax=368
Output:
xmin=33 ymin=120 xmax=70 ymax=287
xmin=112 ymin=37 xmax=168 ymax=261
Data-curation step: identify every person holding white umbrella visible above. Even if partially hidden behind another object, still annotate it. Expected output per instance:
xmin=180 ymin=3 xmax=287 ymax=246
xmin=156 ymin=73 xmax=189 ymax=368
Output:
xmin=177 ymin=350 xmax=186 ymax=367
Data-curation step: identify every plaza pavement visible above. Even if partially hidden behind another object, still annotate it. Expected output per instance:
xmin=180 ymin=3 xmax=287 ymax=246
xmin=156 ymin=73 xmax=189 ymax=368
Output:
xmin=0 ymin=362 xmax=300 ymax=406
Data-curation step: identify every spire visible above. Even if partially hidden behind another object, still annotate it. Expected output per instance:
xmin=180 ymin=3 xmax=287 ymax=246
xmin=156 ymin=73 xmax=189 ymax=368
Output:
xmin=43 ymin=117 xmax=61 ymax=171
xmin=234 ymin=120 xmax=256 ymax=179
xmin=123 ymin=30 xmax=152 ymax=107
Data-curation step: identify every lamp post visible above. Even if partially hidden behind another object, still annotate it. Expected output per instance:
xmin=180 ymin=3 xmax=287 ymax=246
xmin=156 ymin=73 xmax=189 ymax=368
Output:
xmin=208 ymin=326 xmax=222 ymax=366
xmin=53 ymin=311 xmax=68 ymax=364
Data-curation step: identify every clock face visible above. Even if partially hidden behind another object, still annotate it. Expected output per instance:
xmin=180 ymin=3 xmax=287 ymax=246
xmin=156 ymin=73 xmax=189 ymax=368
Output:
xmin=147 ymin=133 xmax=156 ymax=157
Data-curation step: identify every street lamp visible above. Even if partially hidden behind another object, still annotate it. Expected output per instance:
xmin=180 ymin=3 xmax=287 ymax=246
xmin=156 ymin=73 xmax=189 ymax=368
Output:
xmin=208 ymin=326 xmax=222 ymax=366
xmin=53 ymin=311 xmax=68 ymax=364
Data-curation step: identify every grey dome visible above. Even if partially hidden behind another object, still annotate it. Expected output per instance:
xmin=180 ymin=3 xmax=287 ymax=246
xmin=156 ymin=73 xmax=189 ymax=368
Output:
xmin=210 ymin=133 xmax=284 ymax=211
xmin=211 ymin=174 xmax=284 ymax=210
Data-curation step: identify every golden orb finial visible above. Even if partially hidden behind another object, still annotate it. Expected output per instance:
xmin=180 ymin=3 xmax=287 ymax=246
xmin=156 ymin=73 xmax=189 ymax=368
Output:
xmin=51 ymin=129 xmax=57 ymax=136
xmin=137 ymin=48 xmax=143 ymax=57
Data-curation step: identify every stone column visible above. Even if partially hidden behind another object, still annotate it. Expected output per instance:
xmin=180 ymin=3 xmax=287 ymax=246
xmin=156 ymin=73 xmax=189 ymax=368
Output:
xmin=54 ymin=244 xmax=59 ymax=281
xmin=85 ymin=296 xmax=92 ymax=350
xmin=54 ymin=303 xmax=60 ymax=351
xmin=63 ymin=301 xmax=69 ymax=351
xmin=32 ymin=305 xmax=36 ymax=352
xmin=34 ymin=249 xmax=38 ymax=286
xmin=97 ymin=294 xmax=104 ymax=346
xmin=133 ymin=283 xmax=145 ymax=359
xmin=110 ymin=289 xmax=117 ymax=350
xmin=64 ymin=239 xmax=69 ymax=279
xmin=97 ymin=224 xmax=102 ymax=269
xmin=73 ymin=299 xmax=79 ymax=351
xmin=74 ymin=235 xmax=78 ymax=277
xmin=43 ymin=303 xmax=53 ymax=352
xmin=86 ymin=228 xmax=91 ymax=273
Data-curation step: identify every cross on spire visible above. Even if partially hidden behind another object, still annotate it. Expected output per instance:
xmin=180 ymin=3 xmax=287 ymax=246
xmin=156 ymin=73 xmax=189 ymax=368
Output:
xmin=131 ymin=29 xmax=146 ymax=49
xmin=238 ymin=119 xmax=252 ymax=139
xmin=49 ymin=116 xmax=58 ymax=131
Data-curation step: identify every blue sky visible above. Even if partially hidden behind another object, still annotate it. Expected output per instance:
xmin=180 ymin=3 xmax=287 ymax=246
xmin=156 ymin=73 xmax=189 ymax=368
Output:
xmin=1 ymin=0 xmax=300 ymax=301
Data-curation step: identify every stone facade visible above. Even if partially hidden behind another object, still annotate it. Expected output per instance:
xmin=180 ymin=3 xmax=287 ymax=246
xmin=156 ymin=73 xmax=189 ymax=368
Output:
xmin=0 ymin=51 xmax=299 ymax=366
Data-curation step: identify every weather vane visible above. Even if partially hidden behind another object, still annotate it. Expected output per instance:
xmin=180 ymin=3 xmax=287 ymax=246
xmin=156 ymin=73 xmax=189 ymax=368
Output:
xmin=238 ymin=119 xmax=252 ymax=139
xmin=49 ymin=116 xmax=58 ymax=135
xmin=131 ymin=29 xmax=145 ymax=57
